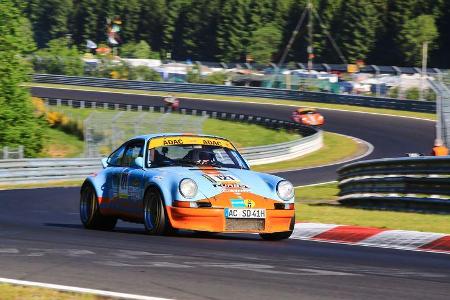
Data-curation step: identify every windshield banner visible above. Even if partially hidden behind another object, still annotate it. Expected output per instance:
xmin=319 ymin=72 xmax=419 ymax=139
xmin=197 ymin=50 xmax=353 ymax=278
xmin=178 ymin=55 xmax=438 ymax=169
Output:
xmin=148 ymin=136 xmax=234 ymax=149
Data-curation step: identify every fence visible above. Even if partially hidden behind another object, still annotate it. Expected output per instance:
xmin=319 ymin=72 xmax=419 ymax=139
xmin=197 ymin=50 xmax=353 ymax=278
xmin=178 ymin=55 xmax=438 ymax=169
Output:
xmin=0 ymin=146 xmax=24 ymax=160
xmin=0 ymin=133 xmax=322 ymax=184
xmin=337 ymin=156 xmax=450 ymax=212
xmin=33 ymin=74 xmax=436 ymax=113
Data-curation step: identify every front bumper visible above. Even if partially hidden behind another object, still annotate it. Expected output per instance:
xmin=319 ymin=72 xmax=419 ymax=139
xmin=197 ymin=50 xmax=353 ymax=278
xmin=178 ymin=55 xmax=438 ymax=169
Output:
xmin=166 ymin=207 xmax=295 ymax=233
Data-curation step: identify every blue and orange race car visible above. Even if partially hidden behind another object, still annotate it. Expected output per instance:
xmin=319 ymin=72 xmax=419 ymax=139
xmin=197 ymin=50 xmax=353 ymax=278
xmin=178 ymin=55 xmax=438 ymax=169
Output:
xmin=80 ymin=133 xmax=295 ymax=240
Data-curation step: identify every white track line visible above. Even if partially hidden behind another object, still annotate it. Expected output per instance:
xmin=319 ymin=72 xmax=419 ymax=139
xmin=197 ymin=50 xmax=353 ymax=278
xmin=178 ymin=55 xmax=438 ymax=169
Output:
xmin=295 ymin=181 xmax=338 ymax=188
xmin=30 ymin=84 xmax=435 ymax=122
xmin=0 ymin=278 xmax=172 ymax=300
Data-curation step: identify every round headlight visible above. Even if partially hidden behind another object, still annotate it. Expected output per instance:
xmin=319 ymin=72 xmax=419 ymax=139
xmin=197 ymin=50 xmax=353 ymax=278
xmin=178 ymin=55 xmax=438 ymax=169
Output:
xmin=277 ymin=180 xmax=294 ymax=201
xmin=179 ymin=178 xmax=198 ymax=199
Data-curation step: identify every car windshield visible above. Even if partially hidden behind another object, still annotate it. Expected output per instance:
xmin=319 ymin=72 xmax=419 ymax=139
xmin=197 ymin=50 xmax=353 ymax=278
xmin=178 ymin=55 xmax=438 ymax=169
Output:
xmin=147 ymin=144 xmax=249 ymax=169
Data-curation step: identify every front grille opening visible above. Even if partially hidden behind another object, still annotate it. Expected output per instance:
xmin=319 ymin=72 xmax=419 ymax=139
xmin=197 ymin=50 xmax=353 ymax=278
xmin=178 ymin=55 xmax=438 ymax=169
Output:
xmin=225 ymin=219 xmax=265 ymax=231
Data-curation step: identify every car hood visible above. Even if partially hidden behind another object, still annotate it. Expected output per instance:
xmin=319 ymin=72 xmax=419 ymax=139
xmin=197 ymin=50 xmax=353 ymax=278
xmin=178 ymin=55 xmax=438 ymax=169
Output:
xmin=156 ymin=166 xmax=282 ymax=200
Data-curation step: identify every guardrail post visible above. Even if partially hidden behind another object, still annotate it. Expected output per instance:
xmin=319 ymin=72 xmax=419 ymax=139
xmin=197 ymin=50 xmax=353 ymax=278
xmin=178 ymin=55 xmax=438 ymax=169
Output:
xmin=103 ymin=103 xmax=108 ymax=110
xmin=126 ymin=105 xmax=131 ymax=111
xmin=56 ymin=99 xmax=61 ymax=106
xmin=137 ymin=105 xmax=142 ymax=112
xmin=114 ymin=104 xmax=119 ymax=110
xmin=68 ymin=100 xmax=73 ymax=107
xmin=91 ymin=102 xmax=96 ymax=109
xmin=80 ymin=101 xmax=85 ymax=109
xmin=18 ymin=145 xmax=24 ymax=159
xmin=3 ymin=146 xmax=7 ymax=159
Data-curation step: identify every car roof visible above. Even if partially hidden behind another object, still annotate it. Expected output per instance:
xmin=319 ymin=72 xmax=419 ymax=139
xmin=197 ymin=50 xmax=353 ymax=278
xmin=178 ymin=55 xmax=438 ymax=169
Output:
xmin=131 ymin=133 xmax=229 ymax=142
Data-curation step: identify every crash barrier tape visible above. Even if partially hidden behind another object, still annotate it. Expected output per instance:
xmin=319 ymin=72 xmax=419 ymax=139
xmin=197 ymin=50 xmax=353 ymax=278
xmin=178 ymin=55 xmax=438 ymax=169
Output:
xmin=0 ymin=98 xmax=322 ymax=184
xmin=337 ymin=156 xmax=450 ymax=211
xmin=33 ymin=74 xmax=436 ymax=113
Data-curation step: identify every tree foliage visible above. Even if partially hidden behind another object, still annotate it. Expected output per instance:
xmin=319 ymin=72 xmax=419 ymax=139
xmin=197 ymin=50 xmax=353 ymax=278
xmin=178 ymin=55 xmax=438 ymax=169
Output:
xmin=248 ymin=25 xmax=282 ymax=64
xmin=11 ymin=0 xmax=450 ymax=67
xmin=0 ymin=0 xmax=43 ymax=157
xmin=399 ymin=15 xmax=439 ymax=65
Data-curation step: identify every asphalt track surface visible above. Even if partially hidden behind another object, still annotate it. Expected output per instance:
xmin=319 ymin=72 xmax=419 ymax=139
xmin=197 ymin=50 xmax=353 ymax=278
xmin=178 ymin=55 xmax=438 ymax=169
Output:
xmin=31 ymin=86 xmax=435 ymax=185
xmin=0 ymin=87 xmax=445 ymax=299
xmin=0 ymin=187 xmax=449 ymax=300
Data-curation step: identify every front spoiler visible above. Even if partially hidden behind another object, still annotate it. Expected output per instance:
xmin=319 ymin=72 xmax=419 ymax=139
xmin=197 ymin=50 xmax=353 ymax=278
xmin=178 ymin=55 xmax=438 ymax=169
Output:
xmin=166 ymin=207 xmax=295 ymax=233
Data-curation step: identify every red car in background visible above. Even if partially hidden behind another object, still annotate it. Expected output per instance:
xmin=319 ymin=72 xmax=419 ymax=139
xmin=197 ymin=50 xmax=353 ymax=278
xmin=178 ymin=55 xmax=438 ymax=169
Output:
xmin=291 ymin=108 xmax=325 ymax=126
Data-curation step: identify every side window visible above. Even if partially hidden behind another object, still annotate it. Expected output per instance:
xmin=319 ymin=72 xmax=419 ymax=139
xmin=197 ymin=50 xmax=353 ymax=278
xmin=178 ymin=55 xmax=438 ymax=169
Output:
xmin=122 ymin=141 xmax=144 ymax=167
xmin=107 ymin=145 xmax=126 ymax=166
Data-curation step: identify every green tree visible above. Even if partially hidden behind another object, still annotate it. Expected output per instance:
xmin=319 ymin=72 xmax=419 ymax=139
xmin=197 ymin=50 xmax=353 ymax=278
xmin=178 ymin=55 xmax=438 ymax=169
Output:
xmin=113 ymin=0 xmax=141 ymax=43
xmin=248 ymin=25 xmax=282 ymax=64
xmin=72 ymin=0 xmax=99 ymax=46
xmin=120 ymin=41 xmax=158 ymax=59
xmin=26 ymin=0 xmax=72 ymax=47
xmin=335 ymin=0 xmax=379 ymax=62
xmin=33 ymin=37 xmax=84 ymax=75
xmin=0 ymin=0 xmax=43 ymax=157
xmin=216 ymin=0 xmax=247 ymax=62
xmin=137 ymin=0 xmax=166 ymax=53
xmin=398 ymin=15 xmax=438 ymax=66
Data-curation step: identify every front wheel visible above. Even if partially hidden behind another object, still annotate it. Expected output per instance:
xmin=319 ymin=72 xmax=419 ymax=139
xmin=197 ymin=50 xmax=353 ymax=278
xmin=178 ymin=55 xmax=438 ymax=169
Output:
xmin=143 ymin=189 xmax=172 ymax=235
xmin=80 ymin=184 xmax=117 ymax=230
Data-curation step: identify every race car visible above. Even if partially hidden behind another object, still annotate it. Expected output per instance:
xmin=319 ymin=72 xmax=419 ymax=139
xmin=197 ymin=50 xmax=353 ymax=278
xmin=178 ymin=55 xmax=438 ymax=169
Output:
xmin=291 ymin=108 xmax=325 ymax=126
xmin=80 ymin=133 xmax=295 ymax=240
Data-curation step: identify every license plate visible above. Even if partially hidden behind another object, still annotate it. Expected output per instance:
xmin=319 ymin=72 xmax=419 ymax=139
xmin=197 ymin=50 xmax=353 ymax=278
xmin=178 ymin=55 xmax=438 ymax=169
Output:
xmin=225 ymin=208 xmax=266 ymax=219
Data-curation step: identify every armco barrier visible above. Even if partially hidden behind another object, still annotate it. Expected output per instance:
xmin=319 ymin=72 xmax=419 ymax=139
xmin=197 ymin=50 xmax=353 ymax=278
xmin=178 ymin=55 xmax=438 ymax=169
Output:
xmin=33 ymin=74 xmax=436 ymax=113
xmin=337 ymin=156 xmax=450 ymax=211
xmin=0 ymin=98 xmax=323 ymax=184
xmin=0 ymin=134 xmax=321 ymax=184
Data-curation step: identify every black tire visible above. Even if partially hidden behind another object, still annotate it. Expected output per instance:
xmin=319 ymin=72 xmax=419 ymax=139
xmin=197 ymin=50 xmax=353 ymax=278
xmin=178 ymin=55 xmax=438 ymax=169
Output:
xmin=143 ymin=189 xmax=172 ymax=235
xmin=80 ymin=184 xmax=117 ymax=230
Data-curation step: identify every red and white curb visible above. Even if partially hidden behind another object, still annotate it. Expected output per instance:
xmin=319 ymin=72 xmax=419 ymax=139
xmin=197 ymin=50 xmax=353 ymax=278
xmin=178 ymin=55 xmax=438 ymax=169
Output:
xmin=291 ymin=223 xmax=450 ymax=254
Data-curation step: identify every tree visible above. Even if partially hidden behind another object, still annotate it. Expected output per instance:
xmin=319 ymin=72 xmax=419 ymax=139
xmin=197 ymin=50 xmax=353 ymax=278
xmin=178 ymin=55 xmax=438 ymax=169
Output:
xmin=120 ymin=41 xmax=158 ymax=59
xmin=398 ymin=15 xmax=438 ymax=66
xmin=137 ymin=0 xmax=166 ymax=53
xmin=33 ymin=37 xmax=84 ymax=75
xmin=335 ymin=0 xmax=379 ymax=62
xmin=216 ymin=0 xmax=247 ymax=62
xmin=248 ymin=25 xmax=282 ymax=64
xmin=72 ymin=0 xmax=99 ymax=46
xmin=26 ymin=0 xmax=72 ymax=47
xmin=0 ymin=0 xmax=43 ymax=157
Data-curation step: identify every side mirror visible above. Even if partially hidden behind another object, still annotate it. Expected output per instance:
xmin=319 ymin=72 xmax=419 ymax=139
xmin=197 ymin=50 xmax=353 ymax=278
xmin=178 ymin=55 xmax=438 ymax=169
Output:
xmin=101 ymin=157 xmax=109 ymax=169
xmin=134 ymin=157 xmax=145 ymax=168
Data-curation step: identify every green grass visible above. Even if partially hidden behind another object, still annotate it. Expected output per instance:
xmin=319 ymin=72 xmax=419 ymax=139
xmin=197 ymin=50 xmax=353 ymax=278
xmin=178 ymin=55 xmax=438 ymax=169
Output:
xmin=26 ymin=83 xmax=436 ymax=120
xmin=253 ymin=132 xmax=364 ymax=172
xmin=42 ymin=105 xmax=300 ymax=154
xmin=0 ymin=283 xmax=105 ymax=300
xmin=0 ymin=180 xmax=83 ymax=190
xmin=295 ymin=183 xmax=450 ymax=234
xmin=203 ymin=119 xmax=299 ymax=148
xmin=38 ymin=127 xmax=84 ymax=158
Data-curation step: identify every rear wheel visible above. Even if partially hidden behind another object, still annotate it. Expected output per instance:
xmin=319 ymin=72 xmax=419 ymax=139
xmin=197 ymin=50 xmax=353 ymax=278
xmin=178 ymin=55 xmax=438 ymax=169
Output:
xmin=143 ymin=189 xmax=172 ymax=235
xmin=80 ymin=184 xmax=117 ymax=230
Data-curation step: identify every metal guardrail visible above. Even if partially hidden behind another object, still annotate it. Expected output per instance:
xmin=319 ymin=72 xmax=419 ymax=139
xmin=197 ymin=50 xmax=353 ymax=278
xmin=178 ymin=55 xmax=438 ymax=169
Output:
xmin=0 ymin=134 xmax=322 ymax=184
xmin=33 ymin=74 xmax=436 ymax=113
xmin=337 ymin=157 xmax=450 ymax=211
xmin=0 ymin=98 xmax=323 ymax=184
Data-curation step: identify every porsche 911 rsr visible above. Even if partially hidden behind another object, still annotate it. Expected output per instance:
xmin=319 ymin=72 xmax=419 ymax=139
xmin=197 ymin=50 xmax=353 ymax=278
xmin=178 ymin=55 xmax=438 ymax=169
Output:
xmin=80 ymin=133 xmax=295 ymax=240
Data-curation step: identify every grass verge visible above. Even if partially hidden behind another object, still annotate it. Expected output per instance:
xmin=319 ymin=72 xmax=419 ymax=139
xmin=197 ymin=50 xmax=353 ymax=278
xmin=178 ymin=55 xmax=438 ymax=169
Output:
xmin=38 ymin=127 xmax=84 ymax=158
xmin=252 ymin=132 xmax=364 ymax=172
xmin=295 ymin=183 xmax=450 ymax=234
xmin=0 ymin=180 xmax=84 ymax=190
xmin=27 ymin=83 xmax=436 ymax=120
xmin=0 ymin=283 xmax=106 ymax=300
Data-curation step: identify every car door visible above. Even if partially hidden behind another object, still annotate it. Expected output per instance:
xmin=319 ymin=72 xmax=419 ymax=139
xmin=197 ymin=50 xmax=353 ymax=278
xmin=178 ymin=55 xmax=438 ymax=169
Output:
xmin=118 ymin=140 xmax=146 ymax=219
xmin=103 ymin=143 xmax=127 ymax=212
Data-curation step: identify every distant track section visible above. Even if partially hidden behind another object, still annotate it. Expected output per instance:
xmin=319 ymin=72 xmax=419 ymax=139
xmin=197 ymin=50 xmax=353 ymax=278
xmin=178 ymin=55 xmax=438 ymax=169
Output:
xmin=31 ymin=86 xmax=435 ymax=185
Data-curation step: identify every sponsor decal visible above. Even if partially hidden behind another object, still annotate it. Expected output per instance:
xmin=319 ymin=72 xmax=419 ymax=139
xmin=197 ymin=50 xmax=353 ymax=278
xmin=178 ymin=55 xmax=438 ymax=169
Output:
xmin=119 ymin=171 xmax=129 ymax=199
xmin=230 ymin=199 xmax=256 ymax=208
xmin=148 ymin=136 xmax=234 ymax=149
xmin=203 ymin=174 xmax=239 ymax=183
xmin=215 ymin=182 xmax=250 ymax=192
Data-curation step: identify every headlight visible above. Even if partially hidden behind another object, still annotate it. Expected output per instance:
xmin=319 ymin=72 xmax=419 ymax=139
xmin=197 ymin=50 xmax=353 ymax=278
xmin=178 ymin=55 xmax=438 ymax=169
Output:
xmin=277 ymin=180 xmax=294 ymax=201
xmin=179 ymin=178 xmax=198 ymax=199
